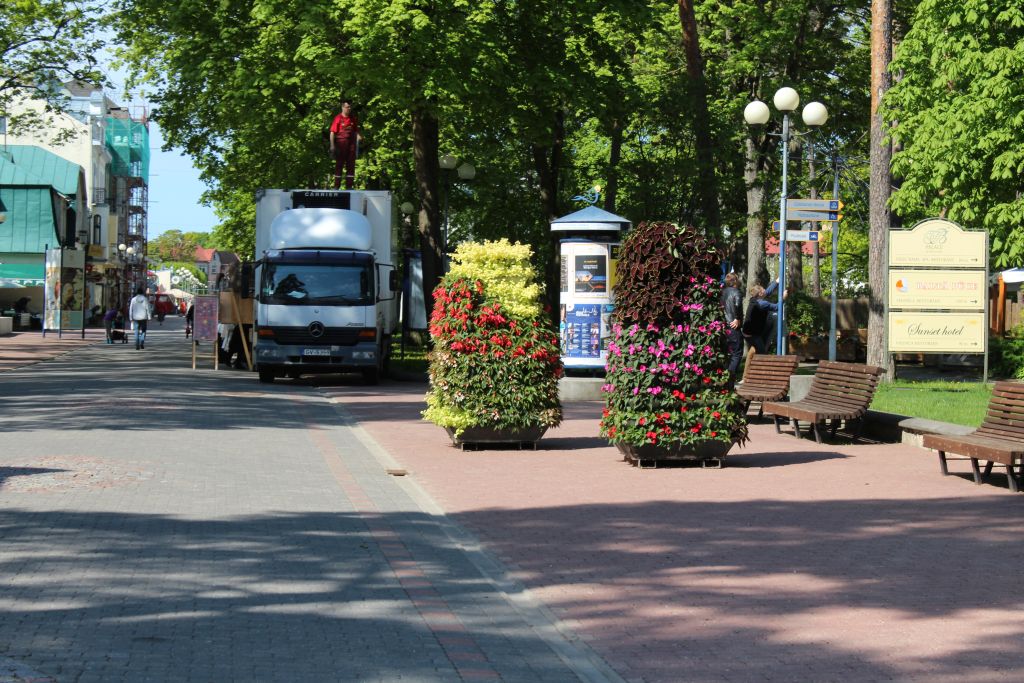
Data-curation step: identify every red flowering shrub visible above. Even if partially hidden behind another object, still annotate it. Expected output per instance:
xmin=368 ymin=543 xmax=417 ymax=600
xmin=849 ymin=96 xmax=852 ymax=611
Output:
xmin=423 ymin=242 xmax=562 ymax=435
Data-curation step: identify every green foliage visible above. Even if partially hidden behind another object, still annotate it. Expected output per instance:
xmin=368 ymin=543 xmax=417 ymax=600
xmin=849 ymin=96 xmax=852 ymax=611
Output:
xmin=989 ymin=328 xmax=1024 ymax=380
xmin=601 ymin=223 xmax=747 ymax=450
xmin=785 ymin=289 xmax=828 ymax=338
xmin=614 ymin=221 xmax=723 ymax=325
xmin=870 ymin=381 xmax=992 ymax=427
xmin=423 ymin=240 xmax=562 ymax=435
xmin=446 ymin=239 xmax=542 ymax=320
xmin=148 ymin=229 xmax=206 ymax=262
xmin=886 ymin=0 xmax=1024 ymax=268
xmin=0 ymin=0 xmax=106 ymax=139
xmin=162 ymin=262 xmax=207 ymax=284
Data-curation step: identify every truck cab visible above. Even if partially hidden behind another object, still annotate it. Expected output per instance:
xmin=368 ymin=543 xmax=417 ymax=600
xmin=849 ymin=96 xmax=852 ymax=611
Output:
xmin=253 ymin=190 xmax=398 ymax=384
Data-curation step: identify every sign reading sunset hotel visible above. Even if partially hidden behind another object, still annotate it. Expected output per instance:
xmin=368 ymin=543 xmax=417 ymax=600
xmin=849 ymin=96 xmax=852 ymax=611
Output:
xmin=887 ymin=312 xmax=986 ymax=353
xmin=887 ymin=218 xmax=987 ymax=354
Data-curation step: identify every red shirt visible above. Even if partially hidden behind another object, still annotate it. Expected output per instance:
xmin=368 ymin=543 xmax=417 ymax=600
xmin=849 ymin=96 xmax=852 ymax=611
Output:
xmin=330 ymin=113 xmax=358 ymax=141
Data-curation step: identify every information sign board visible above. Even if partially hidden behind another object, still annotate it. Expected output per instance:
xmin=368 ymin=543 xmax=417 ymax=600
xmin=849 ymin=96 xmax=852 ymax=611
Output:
xmin=887 ymin=312 xmax=986 ymax=353
xmin=888 ymin=270 xmax=986 ymax=310
xmin=889 ymin=218 xmax=986 ymax=268
xmin=193 ymin=295 xmax=219 ymax=341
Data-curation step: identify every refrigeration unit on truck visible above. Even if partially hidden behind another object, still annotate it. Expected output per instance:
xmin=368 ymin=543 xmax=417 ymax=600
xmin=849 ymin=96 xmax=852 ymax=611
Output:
xmin=253 ymin=189 xmax=400 ymax=384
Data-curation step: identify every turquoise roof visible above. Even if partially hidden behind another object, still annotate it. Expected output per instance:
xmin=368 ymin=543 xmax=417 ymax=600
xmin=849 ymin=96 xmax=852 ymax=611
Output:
xmin=0 ymin=154 xmax=60 ymax=253
xmin=0 ymin=185 xmax=59 ymax=253
xmin=0 ymin=152 xmax=50 ymax=186
xmin=4 ymin=145 xmax=82 ymax=197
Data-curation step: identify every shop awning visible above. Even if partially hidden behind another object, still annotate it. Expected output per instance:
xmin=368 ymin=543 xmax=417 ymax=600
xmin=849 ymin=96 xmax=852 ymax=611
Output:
xmin=0 ymin=263 xmax=44 ymax=286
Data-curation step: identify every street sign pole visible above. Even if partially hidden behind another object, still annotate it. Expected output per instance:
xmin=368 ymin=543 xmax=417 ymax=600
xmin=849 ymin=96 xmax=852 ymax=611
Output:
xmin=777 ymin=113 xmax=790 ymax=355
xmin=829 ymin=156 xmax=840 ymax=361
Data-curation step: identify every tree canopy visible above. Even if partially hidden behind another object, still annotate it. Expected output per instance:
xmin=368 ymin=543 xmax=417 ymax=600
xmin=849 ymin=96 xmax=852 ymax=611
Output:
xmin=0 ymin=0 xmax=106 ymax=136
xmin=886 ymin=0 xmax=1024 ymax=267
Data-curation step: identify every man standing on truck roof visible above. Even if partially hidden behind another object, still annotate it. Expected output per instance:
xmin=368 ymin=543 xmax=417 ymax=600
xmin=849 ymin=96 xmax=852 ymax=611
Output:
xmin=330 ymin=99 xmax=362 ymax=189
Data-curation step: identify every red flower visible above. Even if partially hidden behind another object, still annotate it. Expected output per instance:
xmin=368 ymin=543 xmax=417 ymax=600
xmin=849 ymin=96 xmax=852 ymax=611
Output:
xmin=638 ymin=417 xmax=646 ymax=426
xmin=712 ymin=411 xmax=721 ymax=419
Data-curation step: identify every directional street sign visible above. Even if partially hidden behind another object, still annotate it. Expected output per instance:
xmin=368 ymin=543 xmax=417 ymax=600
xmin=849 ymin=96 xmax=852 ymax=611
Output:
xmin=786 ymin=209 xmax=843 ymax=222
xmin=785 ymin=230 xmax=819 ymax=242
xmin=787 ymin=199 xmax=843 ymax=212
xmin=772 ymin=221 xmax=831 ymax=232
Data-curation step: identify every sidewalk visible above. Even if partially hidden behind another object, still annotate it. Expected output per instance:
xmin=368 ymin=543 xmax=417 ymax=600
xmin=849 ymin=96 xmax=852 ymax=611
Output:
xmin=3 ymin=321 xmax=1022 ymax=681
xmin=0 ymin=320 xmax=619 ymax=683
xmin=0 ymin=327 xmax=106 ymax=372
xmin=325 ymin=380 xmax=1024 ymax=683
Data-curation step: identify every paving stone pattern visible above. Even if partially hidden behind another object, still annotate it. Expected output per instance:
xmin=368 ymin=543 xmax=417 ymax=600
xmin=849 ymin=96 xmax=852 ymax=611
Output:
xmin=0 ymin=319 xmax=607 ymax=682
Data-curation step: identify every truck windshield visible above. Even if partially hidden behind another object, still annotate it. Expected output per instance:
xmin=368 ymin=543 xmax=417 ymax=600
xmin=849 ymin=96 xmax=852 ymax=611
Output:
xmin=261 ymin=263 xmax=372 ymax=305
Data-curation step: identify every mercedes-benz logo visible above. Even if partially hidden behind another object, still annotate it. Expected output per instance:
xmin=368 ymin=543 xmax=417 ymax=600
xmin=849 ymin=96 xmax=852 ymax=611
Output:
xmin=308 ymin=321 xmax=325 ymax=338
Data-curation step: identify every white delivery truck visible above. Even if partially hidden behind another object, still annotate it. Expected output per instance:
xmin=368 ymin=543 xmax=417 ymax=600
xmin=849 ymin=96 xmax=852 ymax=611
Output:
xmin=252 ymin=189 xmax=399 ymax=384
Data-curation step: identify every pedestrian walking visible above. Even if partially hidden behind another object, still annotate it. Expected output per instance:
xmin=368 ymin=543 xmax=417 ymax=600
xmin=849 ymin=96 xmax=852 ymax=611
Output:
xmin=742 ymin=278 xmax=786 ymax=355
xmin=102 ymin=305 xmax=117 ymax=344
xmin=721 ymin=272 xmax=744 ymax=385
xmin=329 ymin=98 xmax=362 ymax=189
xmin=185 ymin=302 xmax=194 ymax=338
xmin=128 ymin=286 xmax=151 ymax=350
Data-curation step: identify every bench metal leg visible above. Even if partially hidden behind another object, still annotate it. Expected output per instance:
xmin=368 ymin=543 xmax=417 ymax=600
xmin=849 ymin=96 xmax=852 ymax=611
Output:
xmin=938 ymin=450 xmax=949 ymax=476
xmin=773 ymin=415 xmax=781 ymax=434
xmin=1007 ymin=464 xmax=1020 ymax=493
xmin=791 ymin=418 xmax=801 ymax=439
xmin=757 ymin=403 xmax=764 ymax=419
xmin=811 ymin=422 xmax=823 ymax=444
xmin=983 ymin=461 xmax=994 ymax=478
xmin=970 ymin=458 xmax=983 ymax=484
xmin=851 ymin=417 xmax=866 ymax=444
xmin=830 ymin=419 xmax=840 ymax=438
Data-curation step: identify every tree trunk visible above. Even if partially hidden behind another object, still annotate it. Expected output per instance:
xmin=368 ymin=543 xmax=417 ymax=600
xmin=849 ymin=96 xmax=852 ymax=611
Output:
xmin=744 ymin=137 xmax=769 ymax=290
xmin=532 ymin=109 xmax=565 ymax=319
xmin=604 ymin=117 xmax=622 ymax=214
xmin=412 ymin=107 xmax=443 ymax=323
xmin=868 ymin=0 xmax=894 ymax=378
xmin=677 ymin=0 xmax=720 ymax=234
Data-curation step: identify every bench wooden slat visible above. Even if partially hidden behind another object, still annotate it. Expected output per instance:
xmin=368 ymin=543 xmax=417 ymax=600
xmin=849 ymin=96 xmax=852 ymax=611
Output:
xmin=761 ymin=361 xmax=883 ymax=443
xmin=736 ymin=354 xmax=798 ymax=408
xmin=921 ymin=380 xmax=1024 ymax=491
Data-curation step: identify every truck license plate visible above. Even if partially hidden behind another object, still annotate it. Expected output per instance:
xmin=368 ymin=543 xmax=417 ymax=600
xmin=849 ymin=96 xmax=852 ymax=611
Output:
xmin=302 ymin=348 xmax=330 ymax=357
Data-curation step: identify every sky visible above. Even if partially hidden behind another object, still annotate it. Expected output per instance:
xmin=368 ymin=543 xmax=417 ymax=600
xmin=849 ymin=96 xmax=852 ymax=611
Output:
xmin=145 ymin=122 xmax=220 ymax=237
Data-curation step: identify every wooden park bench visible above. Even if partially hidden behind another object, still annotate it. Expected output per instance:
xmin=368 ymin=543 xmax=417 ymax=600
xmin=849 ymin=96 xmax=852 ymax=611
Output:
xmin=921 ymin=381 xmax=1024 ymax=493
xmin=735 ymin=353 xmax=799 ymax=418
xmin=762 ymin=361 xmax=884 ymax=443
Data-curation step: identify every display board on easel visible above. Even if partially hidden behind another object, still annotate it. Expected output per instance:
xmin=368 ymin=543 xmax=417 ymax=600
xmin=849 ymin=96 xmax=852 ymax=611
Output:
xmin=192 ymin=294 xmax=219 ymax=370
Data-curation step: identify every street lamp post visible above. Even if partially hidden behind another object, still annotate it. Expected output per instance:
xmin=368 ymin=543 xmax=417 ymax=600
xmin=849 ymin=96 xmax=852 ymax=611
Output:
xmin=744 ymin=88 xmax=828 ymax=354
xmin=438 ymin=154 xmax=476 ymax=270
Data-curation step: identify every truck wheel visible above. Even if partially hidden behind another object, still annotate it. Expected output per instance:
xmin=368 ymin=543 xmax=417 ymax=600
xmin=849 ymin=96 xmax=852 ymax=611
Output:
xmin=258 ymin=369 xmax=276 ymax=384
xmin=361 ymin=367 xmax=378 ymax=385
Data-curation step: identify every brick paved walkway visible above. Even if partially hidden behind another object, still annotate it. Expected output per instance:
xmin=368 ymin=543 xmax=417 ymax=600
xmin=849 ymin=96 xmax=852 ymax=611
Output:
xmin=325 ymin=380 xmax=1024 ymax=683
xmin=4 ymin=318 xmax=1023 ymax=682
xmin=0 ymin=318 xmax=616 ymax=682
xmin=0 ymin=328 xmax=106 ymax=372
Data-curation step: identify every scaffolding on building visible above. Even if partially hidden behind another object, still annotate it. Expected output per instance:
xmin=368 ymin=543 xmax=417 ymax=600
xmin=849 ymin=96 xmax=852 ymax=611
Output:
xmin=105 ymin=110 xmax=150 ymax=302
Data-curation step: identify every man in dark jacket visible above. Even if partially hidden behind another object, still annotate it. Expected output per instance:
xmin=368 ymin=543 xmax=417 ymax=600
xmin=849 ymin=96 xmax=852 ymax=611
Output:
xmin=721 ymin=272 xmax=744 ymax=384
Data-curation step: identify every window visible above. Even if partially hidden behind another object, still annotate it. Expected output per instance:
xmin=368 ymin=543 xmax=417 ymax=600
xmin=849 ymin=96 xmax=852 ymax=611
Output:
xmin=261 ymin=263 xmax=372 ymax=306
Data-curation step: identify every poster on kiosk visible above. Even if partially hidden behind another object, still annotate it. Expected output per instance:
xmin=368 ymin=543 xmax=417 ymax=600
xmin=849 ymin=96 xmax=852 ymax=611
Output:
xmin=551 ymin=205 xmax=630 ymax=370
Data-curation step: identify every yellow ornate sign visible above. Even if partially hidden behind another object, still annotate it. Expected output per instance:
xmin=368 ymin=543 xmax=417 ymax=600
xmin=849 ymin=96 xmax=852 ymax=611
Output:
xmin=887 ymin=312 xmax=986 ymax=353
xmin=888 ymin=270 xmax=987 ymax=310
xmin=889 ymin=218 xmax=986 ymax=268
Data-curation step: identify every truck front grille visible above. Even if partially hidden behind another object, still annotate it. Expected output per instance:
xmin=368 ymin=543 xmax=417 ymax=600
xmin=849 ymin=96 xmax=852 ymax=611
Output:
xmin=264 ymin=326 xmax=368 ymax=346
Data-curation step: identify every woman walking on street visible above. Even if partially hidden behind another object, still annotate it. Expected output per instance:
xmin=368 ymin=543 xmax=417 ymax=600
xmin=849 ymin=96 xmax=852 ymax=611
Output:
xmin=128 ymin=286 xmax=151 ymax=350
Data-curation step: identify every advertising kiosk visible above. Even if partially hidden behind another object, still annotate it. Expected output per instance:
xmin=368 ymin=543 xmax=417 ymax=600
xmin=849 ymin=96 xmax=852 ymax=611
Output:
xmin=551 ymin=206 xmax=630 ymax=374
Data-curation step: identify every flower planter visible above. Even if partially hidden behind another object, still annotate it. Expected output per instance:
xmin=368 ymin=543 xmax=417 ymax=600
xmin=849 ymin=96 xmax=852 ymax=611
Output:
xmin=615 ymin=439 xmax=735 ymax=468
xmin=446 ymin=426 xmax=548 ymax=451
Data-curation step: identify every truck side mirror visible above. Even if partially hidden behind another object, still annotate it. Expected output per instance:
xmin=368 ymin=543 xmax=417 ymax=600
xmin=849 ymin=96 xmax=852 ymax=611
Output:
xmin=389 ymin=270 xmax=401 ymax=293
